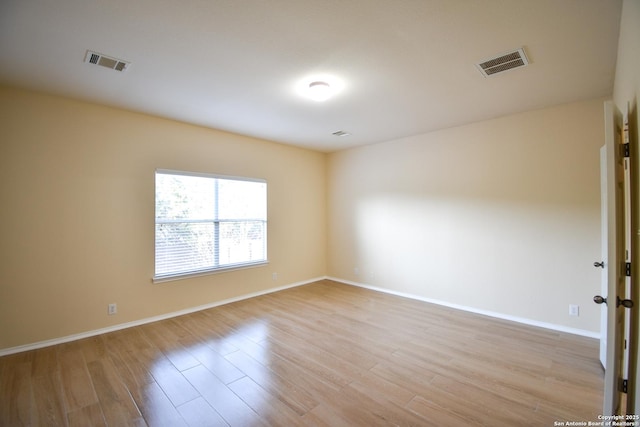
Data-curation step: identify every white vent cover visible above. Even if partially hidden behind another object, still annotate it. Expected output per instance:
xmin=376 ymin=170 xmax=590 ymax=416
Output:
xmin=84 ymin=50 xmax=130 ymax=72
xmin=476 ymin=48 xmax=529 ymax=77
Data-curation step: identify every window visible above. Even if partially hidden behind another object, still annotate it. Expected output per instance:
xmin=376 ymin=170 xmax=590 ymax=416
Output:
xmin=154 ymin=170 xmax=267 ymax=282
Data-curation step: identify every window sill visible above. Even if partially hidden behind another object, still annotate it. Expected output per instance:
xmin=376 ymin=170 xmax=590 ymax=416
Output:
xmin=152 ymin=261 xmax=269 ymax=284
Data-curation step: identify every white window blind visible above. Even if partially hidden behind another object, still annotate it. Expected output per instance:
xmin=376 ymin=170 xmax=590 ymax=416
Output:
xmin=154 ymin=170 xmax=267 ymax=282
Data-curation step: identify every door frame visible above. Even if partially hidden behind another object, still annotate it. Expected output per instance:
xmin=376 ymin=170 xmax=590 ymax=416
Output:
xmin=602 ymin=101 xmax=636 ymax=415
xmin=602 ymin=101 xmax=627 ymax=415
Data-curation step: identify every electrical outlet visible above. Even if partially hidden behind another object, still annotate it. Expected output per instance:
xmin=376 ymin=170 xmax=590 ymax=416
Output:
xmin=569 ymin=304 xmax=579 ymax=317
xmin=108 ymin=303 xmax=117 ymax=315
xmin=354 ymin=267 xmax=359 ymax=276
xmin=272 ymin=272 xmax=278 ymax=281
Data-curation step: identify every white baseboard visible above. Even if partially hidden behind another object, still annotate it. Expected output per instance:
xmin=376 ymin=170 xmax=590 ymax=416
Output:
xmin=326 ymin=276 xmax=600 ymax=339
xmin=0 ymin=277 xmax=323 ymax=357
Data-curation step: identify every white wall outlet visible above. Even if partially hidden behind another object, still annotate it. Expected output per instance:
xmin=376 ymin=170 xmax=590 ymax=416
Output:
xmin=108 ymin=303 xmax=117 ymax=315
xmin=569 ymin=304 xmax=579 ymax=317
xmin=354 ymin=267 xmax=359 ymax=276
xmin=272 ymin=272 xmax=278 ymax=281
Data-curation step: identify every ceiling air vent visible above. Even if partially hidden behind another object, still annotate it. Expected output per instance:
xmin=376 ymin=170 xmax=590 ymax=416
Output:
xmin=84 ymin=50 xmax=130 ymax=72
xmin=332 ymin=130 xmax=351 ymax=137
xmin=476 ymin=48 xmax=529 ymax=77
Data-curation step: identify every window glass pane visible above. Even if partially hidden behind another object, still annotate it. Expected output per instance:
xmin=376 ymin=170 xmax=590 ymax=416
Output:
xmin=156 ymin=174 xmax=216 ymax=220
xmin=155 ymin=222 xmax=216 ymax=275
xmin=217 ymin=179 xmax=266 ymax=220
xmin=219 ymin=221 xmax=266 ymax=266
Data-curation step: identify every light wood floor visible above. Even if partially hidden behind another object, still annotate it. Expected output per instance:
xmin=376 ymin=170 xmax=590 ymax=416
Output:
xmin=0 ymin=280 xmax=603 ymax=426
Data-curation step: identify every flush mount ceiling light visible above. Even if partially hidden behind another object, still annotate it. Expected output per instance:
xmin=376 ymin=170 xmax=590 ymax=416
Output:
xmin=296 ymin=74 xmax=345 ymax=102
xmin=308 ymin=81 xmax=332 ymax=102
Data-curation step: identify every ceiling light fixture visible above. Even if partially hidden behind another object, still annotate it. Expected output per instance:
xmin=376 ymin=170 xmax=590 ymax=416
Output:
xmin=308 ymin=81 xmax=332 ymax=102
xmin=295 ymin=74 xmax=345 ymax=102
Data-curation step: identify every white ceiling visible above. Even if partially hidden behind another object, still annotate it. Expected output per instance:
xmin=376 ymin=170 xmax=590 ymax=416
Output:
xmin=0 ymin=0 xmax=622 ymax=152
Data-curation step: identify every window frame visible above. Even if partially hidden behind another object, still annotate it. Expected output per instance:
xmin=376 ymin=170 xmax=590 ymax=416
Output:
xmin=153 ymin=169 xmax=268 ymax=283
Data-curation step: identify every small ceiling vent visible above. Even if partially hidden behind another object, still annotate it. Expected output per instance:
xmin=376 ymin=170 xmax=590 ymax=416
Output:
xmin=84 ymin=50 xmax=130 ymax=72
xmin=332 ymin=130 xmax=351 ymax=137
xmin=476 ymin=48 xmax=529 ymax=77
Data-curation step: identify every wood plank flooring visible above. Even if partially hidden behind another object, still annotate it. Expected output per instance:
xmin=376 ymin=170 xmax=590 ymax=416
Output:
xmin=0 ymin=280 xmax=604 ymax=426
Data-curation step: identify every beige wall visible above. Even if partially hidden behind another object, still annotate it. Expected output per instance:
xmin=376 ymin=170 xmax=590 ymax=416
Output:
xmin=327 ymin=98 xmax=606 ymax=332
xmin=612 ymin=0 xmax=640 ymax=411
xmin=0 ymin=86 xmax=327 ymax=351
xmin=0 ymin=76 xmax=614 ymax=350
